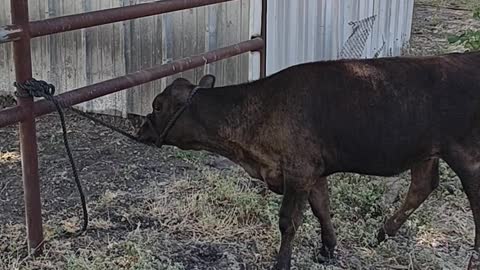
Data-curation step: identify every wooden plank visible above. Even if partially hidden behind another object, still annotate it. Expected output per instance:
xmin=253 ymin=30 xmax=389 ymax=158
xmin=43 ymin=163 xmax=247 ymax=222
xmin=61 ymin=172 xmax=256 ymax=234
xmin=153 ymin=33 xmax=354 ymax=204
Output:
xmin=0 ymin=0 xmax=13 ymax=94
xmin=164 ymin=11 xmax=184 ymax=85
xmin=225 ymin=1 xmax=241 ymax=85
xmin=84 ymin=0 xmax=126 ymax=116
xmin=181 ymin=8 xmax=197 ymax=82
xmin=212 ymin=2 xmax=227 ymax=86
xmin=126 ymin=0 xmax=165 ymax=115
xmin=193 ymin=6 xmax=207 ymax=84
xmin=205 ymin=3 xmax=219 ymax=79
xmin=30 ymin=0 xmax=51 ymax=87
xmin=38 ymin=0 xmax=90 ymax=115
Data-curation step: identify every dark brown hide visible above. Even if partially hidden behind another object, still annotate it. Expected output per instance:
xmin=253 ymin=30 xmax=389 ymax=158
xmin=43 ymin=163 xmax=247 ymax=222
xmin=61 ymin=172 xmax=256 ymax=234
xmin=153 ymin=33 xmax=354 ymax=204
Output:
xmin=137 ymin=51 xmax=480 ymax=269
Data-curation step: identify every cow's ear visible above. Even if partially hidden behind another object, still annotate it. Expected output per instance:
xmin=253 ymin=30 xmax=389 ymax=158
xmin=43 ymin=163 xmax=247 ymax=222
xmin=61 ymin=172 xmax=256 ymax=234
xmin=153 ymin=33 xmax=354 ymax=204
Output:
xmin=198 ymin=75 xmax=216 ymax=88
xmin=169 ymin=78 xmax=195 ymax=103
xmin=172 ymin=77 xmax=192 ymax=87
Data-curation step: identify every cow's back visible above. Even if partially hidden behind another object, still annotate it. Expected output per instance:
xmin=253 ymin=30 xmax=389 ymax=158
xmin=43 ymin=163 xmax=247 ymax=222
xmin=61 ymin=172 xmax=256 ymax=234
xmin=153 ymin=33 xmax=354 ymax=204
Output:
xmin=254 ymin=52 xmax=480 ymax=175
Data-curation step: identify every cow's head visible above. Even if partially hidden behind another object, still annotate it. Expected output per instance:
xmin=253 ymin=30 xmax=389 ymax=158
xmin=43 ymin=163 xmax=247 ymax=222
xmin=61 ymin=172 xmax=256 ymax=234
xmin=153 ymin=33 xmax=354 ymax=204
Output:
xmin=135 ymin=74 xmax=216 ymax=146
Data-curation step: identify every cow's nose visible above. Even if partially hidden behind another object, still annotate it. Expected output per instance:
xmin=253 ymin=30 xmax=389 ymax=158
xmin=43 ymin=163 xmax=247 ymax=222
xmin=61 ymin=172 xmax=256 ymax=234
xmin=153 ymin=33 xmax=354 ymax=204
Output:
xmin=127 ymin=113 xmax=146 ymax=129
xmin=136 ymin=127 xmax=148 ymax=141
xmin=136 ymin=124 xmax=158 ymax=145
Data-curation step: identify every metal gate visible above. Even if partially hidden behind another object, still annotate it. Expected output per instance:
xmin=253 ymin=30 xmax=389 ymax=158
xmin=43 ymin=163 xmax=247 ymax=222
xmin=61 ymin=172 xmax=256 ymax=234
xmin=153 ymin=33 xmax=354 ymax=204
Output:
xmin=0 ymin=0 xmax=265 ymax=255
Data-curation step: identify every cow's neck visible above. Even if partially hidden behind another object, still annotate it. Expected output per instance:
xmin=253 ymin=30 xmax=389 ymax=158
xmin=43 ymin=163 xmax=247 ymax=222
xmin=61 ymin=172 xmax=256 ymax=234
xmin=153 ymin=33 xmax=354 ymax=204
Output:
xmin=168 ymin=82 xmax=268 ymax=170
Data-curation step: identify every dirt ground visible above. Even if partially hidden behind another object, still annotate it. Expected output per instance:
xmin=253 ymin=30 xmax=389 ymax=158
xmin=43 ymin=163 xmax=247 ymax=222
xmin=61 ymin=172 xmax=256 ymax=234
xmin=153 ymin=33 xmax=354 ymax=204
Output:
xmin=1 ymin=1 xmax=480 ymax=270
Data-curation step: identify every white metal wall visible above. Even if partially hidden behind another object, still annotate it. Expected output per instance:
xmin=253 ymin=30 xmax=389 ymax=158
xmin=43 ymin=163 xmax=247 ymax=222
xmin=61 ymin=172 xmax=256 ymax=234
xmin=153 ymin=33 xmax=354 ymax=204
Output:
xmin=266 ymin=0 xmax=415 ymax=75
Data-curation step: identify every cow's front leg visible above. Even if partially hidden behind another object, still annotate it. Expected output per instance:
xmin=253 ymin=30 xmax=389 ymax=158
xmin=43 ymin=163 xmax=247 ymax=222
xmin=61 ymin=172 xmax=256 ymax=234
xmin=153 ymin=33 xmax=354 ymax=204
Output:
xmin=273 ymin=177 xmax=310 ymax=270
xmin=377 ymin=158 xmax=439 ymax=242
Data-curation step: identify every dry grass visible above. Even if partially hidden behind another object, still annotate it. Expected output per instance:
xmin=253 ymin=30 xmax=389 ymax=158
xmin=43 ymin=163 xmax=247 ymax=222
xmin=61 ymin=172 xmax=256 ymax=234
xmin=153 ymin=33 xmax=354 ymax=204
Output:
xmin=416 ymin=0 xmax=480 ymax=10
xmin=1 ymin=152 xmax=475 ymax=269
xmin=404 ymin=0 xmax=480 ymax=57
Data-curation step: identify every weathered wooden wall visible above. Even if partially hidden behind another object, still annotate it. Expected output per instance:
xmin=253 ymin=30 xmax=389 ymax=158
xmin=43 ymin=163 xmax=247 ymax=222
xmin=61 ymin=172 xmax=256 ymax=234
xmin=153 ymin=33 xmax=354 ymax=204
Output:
xmin=0 ymin=0 xmax=251 ymax=116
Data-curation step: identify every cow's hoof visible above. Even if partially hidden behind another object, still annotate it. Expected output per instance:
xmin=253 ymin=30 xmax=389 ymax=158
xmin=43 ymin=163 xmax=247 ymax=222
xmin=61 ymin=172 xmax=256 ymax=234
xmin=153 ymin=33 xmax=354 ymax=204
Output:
xmin=272 ymin=258 xmax=291 ymax=270
xmin=272 ymin=263 xmax=290 ymax=270
xmin=377 ymin=228 xmax=387 ymax=243
xmin=314 ymin=245 xmax=335 ymax=264
xmin=468 ymin=250 xmax=480 ymax=270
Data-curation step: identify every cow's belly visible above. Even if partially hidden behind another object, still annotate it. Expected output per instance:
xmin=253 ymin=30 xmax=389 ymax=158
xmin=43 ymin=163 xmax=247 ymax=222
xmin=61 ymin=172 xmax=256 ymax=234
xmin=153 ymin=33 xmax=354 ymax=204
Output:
xmin=327 ymin=144 xmax=437 ymax=176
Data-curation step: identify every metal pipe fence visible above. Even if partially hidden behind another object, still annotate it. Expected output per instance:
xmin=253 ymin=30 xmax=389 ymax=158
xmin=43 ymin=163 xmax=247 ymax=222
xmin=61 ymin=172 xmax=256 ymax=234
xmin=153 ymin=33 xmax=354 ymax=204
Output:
xmin=0 ymin=0 xmax=265 ymax=255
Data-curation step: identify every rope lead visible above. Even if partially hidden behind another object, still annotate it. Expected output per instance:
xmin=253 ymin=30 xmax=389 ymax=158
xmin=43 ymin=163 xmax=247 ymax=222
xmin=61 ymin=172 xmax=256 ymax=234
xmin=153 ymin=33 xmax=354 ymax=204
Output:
xmin=14 ymin=79 xmax=88 ymax=235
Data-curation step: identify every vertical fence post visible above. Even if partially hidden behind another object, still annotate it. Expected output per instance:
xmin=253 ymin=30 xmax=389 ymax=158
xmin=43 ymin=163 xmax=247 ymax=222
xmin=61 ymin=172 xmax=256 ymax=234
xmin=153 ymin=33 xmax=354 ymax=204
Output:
xmin=11 ymin=0 xmax=44 ymax=255
xmin=260 ymin=0 xmax=267 ymax=78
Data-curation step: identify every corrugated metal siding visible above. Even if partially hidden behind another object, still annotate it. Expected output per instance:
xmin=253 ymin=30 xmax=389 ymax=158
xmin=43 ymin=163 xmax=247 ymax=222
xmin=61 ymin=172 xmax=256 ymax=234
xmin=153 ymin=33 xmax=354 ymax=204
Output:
xmin=0 ymin=0 xmax=252 ymax=116
xmin=266 ymin=0 xmax=415 ymax=75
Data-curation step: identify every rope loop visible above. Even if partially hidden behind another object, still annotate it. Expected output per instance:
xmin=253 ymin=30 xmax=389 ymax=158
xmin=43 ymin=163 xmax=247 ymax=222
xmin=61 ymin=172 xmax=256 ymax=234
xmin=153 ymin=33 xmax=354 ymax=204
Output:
xmin=14 ymin=79 xmax=56 ymax=100
xmin=13 ymin=78 xmax=88 ymax=236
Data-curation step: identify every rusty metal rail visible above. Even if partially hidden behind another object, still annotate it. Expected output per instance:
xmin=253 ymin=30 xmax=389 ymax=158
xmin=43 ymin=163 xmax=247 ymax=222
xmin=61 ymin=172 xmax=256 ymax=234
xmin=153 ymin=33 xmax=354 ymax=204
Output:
xmin=1 ymin=0 xmax=236 ymax=43
xmin=1 ymin=0 xmax=265 ymax=256
xmin=0 ymin=38 xmax=264 ymax=128
xmin=29 ymin=0 xmax=235 ymax=38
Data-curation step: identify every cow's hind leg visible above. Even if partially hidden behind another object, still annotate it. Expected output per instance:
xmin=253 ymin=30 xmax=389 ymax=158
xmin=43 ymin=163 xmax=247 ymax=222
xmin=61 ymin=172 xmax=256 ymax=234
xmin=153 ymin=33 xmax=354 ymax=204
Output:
xmin=309 ymin=176 xmax=336 ymax=263
xmin=377 ymin=158 xmax=439 ymax=242
xmin=273 ymin=176 xmax=310 ymax=270
xmin=443 ymin=142 xmax=480 ymax=252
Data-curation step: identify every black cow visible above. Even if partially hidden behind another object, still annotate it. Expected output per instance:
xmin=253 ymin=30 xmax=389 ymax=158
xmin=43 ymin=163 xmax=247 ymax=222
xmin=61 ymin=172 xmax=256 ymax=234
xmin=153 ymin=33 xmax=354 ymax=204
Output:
xmin=136 ymin=51 xmax=480 ymax=269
